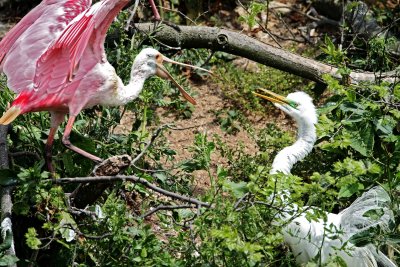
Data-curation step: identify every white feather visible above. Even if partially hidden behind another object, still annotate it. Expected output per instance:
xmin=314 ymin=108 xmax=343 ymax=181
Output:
xmin=268 ymin=92 xmax=396 ymax=266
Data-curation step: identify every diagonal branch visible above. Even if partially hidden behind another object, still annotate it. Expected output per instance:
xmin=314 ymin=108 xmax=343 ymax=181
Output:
xmin=131 ymin=124 xmax=171 ymax=164
xmin=51 ymin=175 xmax=211 ymax=208
xmin=131 ymin=23 xmax=398 ymax=84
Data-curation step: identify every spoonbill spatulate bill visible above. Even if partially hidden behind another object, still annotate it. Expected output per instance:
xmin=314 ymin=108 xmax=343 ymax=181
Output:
xmin=0 ymin=0 xmax=211 ymax=173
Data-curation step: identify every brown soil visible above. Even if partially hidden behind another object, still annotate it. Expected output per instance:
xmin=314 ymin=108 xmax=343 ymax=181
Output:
xmin=113 ymin=0 xmax=320 ymax=194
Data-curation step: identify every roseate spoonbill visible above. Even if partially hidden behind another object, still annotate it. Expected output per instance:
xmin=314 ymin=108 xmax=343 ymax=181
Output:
xmin=0 ymin=0 xmax=211 ymax=173
xmin=254 ymin=89 xmax=395 ymax=266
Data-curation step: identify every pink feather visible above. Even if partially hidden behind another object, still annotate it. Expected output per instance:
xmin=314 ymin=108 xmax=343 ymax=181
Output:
xmin=0 ymin=0 xmax=91 ymax=93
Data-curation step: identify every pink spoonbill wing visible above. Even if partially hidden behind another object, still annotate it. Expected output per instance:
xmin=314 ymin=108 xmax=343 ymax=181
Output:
xmin=34 ymin=0 xmax=130 ymax=95
xmin=0 ymin=0 xmax=91 ymax=93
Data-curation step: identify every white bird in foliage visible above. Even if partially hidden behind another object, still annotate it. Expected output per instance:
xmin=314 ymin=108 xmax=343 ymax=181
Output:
xmin=254 ymin=89 xmax=396 ymax=267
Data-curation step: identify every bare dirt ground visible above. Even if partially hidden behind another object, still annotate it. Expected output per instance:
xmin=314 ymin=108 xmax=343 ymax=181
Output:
xmin=138 ymin=0 xmax=317 ymax=191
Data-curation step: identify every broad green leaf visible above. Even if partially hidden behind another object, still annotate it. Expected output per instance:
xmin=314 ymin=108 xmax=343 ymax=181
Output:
xmin=349 ymin=230 xmax=374 ymax=246
xmin=70 ymin=131 xmax=96 ymax=154
xmin=339 ymin=102 xmax=366 ymax=115
xmin=375 ymin=116 xmax=396 ymax=135
xmin=338 ymin=183 xmax=364 ymax=198
xmin=141 ymin=248 xmax=148 ymax=258
xmin=349 ymin=122 xmax=374 ymax=156
xmin=223 ymin=180 xmax=248 ymax=198
xmin=318 ymin=102 xmax=339 ymax=114
xmin=386 ymin=234 xmax=400 ymax=244
xmin=153 ymin=172 xmax=167 ymax=183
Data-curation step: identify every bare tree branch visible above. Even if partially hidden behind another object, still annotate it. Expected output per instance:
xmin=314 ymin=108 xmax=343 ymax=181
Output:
xmin=51 ymin=175 xmax=211 ymax=208
xmin=0 ymin=125 xmax=16 ymax=266
xmin=132 ymin=23 xmax=398 ymax=84
xmin=70 ymin=154 xmax=132 ymax=208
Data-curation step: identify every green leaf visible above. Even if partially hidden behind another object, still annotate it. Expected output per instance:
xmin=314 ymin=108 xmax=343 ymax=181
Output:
xmin=385 ymin=234 xmax=400 ymax=244
xmin=70 ymin=131 xmax=96 ymax=154
xmin=318 ymin=101 xmax=340 ymax=114
xmin=62 ymin=153 xmax=75 ymax=174
xmin=153 ymin=173 xmax=167 ymax=183
xmin=217 ymin=166 xmax=228 ymax=180
xmin=349 ymin=230 xmax=374 ymax=246
xmin=140 ymin=248 xmax=148 ymax=258
xmin=338 ymin=183 xmax=364 ymax=198
xmin=25 ymin=228 xmax=42 ymax=250
xmin=349 ymin=122 xmax=374 ymax=156
xmin=375 ymin=116 xmax=396 ymax=136
xmin=363 ymin=208 xmax=384 ymax=220
xmin=0 ymin=255 xmax=19 ymax=266
xmin=223 ymin=180 xmax=248 ymax=198
xmin=339 ymin=102 xmax=366 ymax=115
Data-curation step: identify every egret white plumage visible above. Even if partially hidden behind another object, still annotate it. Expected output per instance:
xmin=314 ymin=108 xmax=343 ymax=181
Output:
xmin=254 ymin=89 xmax=396 ymax=267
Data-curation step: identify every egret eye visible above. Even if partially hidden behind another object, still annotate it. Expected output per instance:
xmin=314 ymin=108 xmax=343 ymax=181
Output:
xmin=288 ymin=100 xmax=298 ymax=109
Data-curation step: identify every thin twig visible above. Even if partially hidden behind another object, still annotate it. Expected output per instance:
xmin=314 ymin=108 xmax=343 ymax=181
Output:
xmin=165 ymin=123 xmax=207 ymax=131
xmin=233 ymin=192 xmax=249 ymax=210
xmin=74 ymin=228 xmax=113 ymax=240
xmin=131 ymin=124 xmax=171 ymax=164
xmin=131 ymin=123 xmax=207 ymax=171
xmin=201 ymin=50 xmax=215 ymax=68
xmin=269 ymin=9 xmax=297 ymax=41
xmin=236 ymin=0 xmax=282 ymax=48
xmin=124 ymin=0 xmax=140 ymax=31
xmin=68 ymin=207 xmax=98 ymax=218
xmin=141 ymin=204 xmax=194 ymax=218
xmin=49 ymin=175 xmax=211 ymax=208
xmin=159 ymin=6 xmax=196 ymax=25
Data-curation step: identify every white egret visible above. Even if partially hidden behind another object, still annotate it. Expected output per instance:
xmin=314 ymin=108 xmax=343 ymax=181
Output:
xmin=254 ymin=89 xmax=396 ymax=267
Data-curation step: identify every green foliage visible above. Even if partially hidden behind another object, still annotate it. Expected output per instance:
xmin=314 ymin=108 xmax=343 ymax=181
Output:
xmin=321 ymin=36 xmax=347 ymax=66
xmin=216 ymin=109 xmax=241 ymax=134
xmin=238 ymin=2 xmax=266 ymax=29
xmin=0 ymin=229 xmax=18 ymax=266
xmin=0 ymin=4 xmax=398 ymax=267
xmin=0 ymin=255 xmax=18 ymax=267
xmin=25 ymin=228 xmax=41 ymax=250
